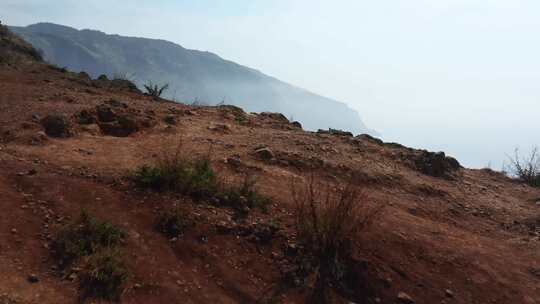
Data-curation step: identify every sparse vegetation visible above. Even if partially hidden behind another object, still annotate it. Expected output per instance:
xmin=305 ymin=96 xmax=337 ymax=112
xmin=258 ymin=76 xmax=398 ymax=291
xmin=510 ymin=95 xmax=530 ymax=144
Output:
xmin=53 ymin=211 xmax=126 ymax=264
xmin=218 ymin=175 xmax=271 ymax=213
xmin=507 ymin=147 xmax=540 ymax=188
xmin=290 ymin=175 xmax=381 ymax=303
xmin=132 ymin=151 xmax=217 ymax=199
xmin=52 ymin=211 xmax=128 ymax=301
xmin=155 ymin=208 xmax=189 ymax=238
xmin=143 ymin=81 xmax=169 ymax=98
xmin=79 ymin=248 xmax=128 ymax=301
xmin=131 ymin=145 xmax=270 ymax=213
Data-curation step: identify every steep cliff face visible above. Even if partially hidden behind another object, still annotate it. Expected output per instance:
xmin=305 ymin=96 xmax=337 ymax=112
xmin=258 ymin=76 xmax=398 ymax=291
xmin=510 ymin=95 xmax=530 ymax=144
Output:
xmin=11 ymin=22 xmax=374 ymax=135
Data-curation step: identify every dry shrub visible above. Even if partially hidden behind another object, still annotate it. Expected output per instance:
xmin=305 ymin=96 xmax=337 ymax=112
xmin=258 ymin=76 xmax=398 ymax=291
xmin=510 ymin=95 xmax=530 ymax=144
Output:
xmin=507 ymin=147 xmax=540 ymax=188
xmin=291 ymin=174 xmax=382 ymax=303
xmin=143 ymin=81 xmax=169 ymax=98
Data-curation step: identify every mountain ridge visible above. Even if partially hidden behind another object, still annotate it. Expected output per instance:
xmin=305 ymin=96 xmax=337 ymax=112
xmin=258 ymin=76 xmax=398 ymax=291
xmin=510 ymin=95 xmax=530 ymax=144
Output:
xmin=10 ymin=22 xmax=376 ymax=135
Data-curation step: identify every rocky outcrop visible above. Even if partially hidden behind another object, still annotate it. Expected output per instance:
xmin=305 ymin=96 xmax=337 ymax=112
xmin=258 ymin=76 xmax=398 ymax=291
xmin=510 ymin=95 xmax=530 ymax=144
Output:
xmin=40 ymin=115 xmax=71 ymax=138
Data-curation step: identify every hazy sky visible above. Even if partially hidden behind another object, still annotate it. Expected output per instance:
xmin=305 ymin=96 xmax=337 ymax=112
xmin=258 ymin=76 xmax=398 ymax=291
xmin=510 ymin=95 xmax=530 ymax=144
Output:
xmin=2 ymin=0 xmax=539 ymax=168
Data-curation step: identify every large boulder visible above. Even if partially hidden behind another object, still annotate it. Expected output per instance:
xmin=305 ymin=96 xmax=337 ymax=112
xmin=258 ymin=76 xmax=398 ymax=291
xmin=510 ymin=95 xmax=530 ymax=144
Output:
xmin=40 ymin=115 xmax=71 ymax=138
xmin=414 ymin=151 xmax=461 ymax=178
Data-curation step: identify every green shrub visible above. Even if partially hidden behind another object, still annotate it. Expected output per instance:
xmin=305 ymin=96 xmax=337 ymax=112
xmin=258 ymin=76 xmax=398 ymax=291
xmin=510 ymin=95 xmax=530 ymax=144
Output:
xmin=79 ymin=248 xmax=128 ymax=300
xmin=132 ymin=156 xmax=217 ymax=199
xmin=132 ymin=147 xmax=271 ymax=214
xmin=53 ymin=211 xmax=126 ymax=264
xmin=155 ymin=208 xmax=189 ymax=238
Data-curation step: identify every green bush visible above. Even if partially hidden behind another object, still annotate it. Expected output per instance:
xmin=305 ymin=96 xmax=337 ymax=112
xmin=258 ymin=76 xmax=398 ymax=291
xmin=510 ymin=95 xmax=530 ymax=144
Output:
xmin=53 ymin=211 xmax=126 ymax=264
xmin=132 ymin=156 xmax=217 ymax=199
xmin=79 ymin=248 xmax=128 ymax=300
xmin=132 ymin=147 xmax=271 ymax=215
xmin=156 ymin=208 xmax=189 ymax=238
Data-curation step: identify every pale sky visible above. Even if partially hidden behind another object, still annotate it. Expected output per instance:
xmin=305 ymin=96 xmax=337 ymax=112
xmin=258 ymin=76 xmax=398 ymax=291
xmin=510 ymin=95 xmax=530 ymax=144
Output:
xmin=2 ymin=0 xmax=539 ymax=168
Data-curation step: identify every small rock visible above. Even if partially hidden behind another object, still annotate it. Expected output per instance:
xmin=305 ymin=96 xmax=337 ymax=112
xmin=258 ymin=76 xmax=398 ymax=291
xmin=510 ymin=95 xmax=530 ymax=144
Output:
xmin=27 ymin=274 xmax=39 ymax=283
xmin=318 ymin=128 xmax=353 ymax=137
xmin=445 ymin=289 xmax=454 ymax=298
xmin=98 ymin=115 xmax=139 ymax=137
xmin=290 ymin=121 xmax=302 ymax=129
xmin=208 ymin=123 xmax=231 ymax=133
xmin=67 ymin=273 xmax=78 ymax=281
xmin=10 ymin=228 xmax=17 ymax=234
xmin=96 ymin=104 xmax=116 ymax=122
xmin=163 ymin=115 xmax=177 ymax=125
xmin=254 ymin=147 xmax=274 ymax=160
xmin=105 ymin=99 xmax=128 ymax=108
xmin=397 ymin=292 xmax=415 ymax=304
xmin=74 ymin=109 xmax=96 ymax=125
xmin=226 ymin=156 xmax=242 ymax=168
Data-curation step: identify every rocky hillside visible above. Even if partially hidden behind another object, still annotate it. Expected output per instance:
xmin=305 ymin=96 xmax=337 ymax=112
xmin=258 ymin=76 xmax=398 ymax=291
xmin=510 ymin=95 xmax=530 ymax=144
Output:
xmin=10 ymin=22 xmax=374 ymax=136
xmin=1 ymin=25 xmax=539 ymax=304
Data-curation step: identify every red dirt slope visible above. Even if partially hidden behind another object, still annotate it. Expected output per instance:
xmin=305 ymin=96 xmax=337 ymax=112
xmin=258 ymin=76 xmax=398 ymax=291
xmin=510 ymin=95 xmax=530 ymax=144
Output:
xmin=0 ymin=36 xmax=539 ymax=304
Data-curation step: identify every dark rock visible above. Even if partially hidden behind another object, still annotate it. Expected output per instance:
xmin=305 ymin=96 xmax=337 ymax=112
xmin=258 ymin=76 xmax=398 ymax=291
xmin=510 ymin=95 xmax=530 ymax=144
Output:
xmin=27 ymin=274 xmax=39 ymax=283
xmin=219 ymin=105 xmax=245 ymax=115
xmin=96 ymin=105 xmax=116 ymax=122
xmin=215 ymin=221 xmax=236 ymax=234
xmin=78 ymin=71 xmax=91 ymax=81
xmin=105 ymin=99 xmax=128 ymax=108
xmin=226 ymin=156 xmax=242 ymax=168
xmin=74 ymin=109 xmax=95 ymax=125
xmin=318 ymin=128 xmax=353 ymax=137
xmin=355 ymin=134 xmax=384 ymax=145
xmin=163 ymin=115 xmax=177 ymax=125
xmin=261 ymin=112 xmax=289 ymax=123
xmin=254 ymin=147 xmax=274 ymax=160
xmin=40 ymin=115 xmax=71 ymax=138
xmin=109 ymin=79 xmax=141 ymax=93
xmin=291 ymin=121 xmax=302 ymax=129
xmin=98 ymin=115 xmax=139 ymax=137
xmin=414 ymin=151 xmax=461 ymax=178
xmin=208 ymin=123 xmax=231 ymax=133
